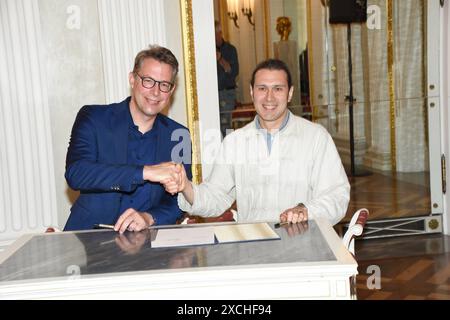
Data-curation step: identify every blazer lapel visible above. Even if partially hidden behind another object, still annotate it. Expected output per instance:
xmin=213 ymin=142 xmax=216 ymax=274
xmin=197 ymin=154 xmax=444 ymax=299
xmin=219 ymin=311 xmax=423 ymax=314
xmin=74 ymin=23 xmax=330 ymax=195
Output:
xmin=155 ymin=114 xmax=173 ymax=164
xmin=154 ymin=116 xmax=163 ymax=164
xmin=110 ymin=97 xmax=131 ymax=164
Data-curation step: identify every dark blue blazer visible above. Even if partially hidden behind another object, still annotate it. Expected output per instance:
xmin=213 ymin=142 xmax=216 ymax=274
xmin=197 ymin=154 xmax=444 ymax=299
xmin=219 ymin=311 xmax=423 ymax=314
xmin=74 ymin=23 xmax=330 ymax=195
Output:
xmin=64 ymin=97 xmax=192 ymax=231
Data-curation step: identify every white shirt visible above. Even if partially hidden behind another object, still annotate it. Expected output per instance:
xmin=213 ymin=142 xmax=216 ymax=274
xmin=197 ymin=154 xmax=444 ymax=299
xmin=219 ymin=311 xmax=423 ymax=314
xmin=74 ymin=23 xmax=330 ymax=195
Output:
xmin=178 ymin=113 xmax=350 ymax=225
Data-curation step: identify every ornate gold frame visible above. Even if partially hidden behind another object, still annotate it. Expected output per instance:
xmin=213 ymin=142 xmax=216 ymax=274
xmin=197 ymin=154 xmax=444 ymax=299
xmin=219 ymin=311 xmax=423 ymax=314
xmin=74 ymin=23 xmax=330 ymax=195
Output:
xmin=387 ymin=0 xmax=397 ymax=171
xmin=180 ymin=0 xmax=202 ymax=183
xmin=180 ymin=0 xmax=270 ymax=184
xmin=262 ymin=0 xmax=271 ymax=59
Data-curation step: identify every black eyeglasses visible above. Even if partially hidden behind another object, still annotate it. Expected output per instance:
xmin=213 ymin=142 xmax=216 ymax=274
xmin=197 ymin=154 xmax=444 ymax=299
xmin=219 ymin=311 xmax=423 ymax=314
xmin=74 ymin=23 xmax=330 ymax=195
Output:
xmin=134 ymin=73 xmax=174 ymax=93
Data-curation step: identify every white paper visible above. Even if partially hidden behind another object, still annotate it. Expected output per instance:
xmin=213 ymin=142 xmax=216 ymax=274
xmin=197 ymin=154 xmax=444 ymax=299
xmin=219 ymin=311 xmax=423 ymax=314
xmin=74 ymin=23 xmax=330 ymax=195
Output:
xmin=151 ymin=227 xmax=215 ymax=248
xmin=214 ymin=223 xmax=280 ymax=243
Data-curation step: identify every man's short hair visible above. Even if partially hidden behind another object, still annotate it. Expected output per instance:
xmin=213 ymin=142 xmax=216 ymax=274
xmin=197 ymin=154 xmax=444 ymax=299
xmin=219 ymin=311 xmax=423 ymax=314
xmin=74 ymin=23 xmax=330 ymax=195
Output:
xmin=250 ymin=59 xmax=292 ymax=88
xmin=133 ymin=45 xmax=179 ymax=81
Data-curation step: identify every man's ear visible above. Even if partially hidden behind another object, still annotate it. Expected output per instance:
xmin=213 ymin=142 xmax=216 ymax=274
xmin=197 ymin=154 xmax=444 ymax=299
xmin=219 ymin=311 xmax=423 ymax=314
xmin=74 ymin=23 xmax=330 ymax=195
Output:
xmin=288 ymin=86 xmax=294 ymax=102
xmin=250 ymin=85 xmax=254 ymax=101
xmin=129 ymin=72 xmax=135 ymax=88
xmin=169 ymin=84 xmax=177 ymax=96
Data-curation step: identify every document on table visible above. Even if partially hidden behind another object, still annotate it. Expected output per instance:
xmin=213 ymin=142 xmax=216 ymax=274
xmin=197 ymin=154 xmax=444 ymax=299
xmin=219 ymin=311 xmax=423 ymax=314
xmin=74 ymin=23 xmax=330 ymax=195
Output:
xmin=213 ymin=223 xmax=280 ymax=244
xmin=151 ymin=226 xmax=215 ymax=248
xmin=151 ymin=223 xmax=280 ymax=248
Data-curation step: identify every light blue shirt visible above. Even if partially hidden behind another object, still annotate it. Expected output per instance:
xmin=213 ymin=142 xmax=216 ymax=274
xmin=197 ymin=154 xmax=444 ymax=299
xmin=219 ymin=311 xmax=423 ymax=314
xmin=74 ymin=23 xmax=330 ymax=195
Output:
xmin=255 ymin=111 xmax=291 ymax=154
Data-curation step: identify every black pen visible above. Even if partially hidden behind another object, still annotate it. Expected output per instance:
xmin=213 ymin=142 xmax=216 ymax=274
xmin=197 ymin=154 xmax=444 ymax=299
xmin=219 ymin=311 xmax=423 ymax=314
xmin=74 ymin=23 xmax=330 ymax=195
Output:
xmin=274 ymin=221 xmax=291 ymax=229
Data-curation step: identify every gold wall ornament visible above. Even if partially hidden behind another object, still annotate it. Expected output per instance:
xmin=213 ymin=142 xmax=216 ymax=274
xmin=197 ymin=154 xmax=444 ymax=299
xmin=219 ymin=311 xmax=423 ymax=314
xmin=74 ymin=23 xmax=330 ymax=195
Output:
xmin=276 ymin=16 xmax=292 ymax=41
xmin=387 ymin=0 xmax=397 ymax=171
xmin=180 ymin=0 xmax=202 ymax=184
xmin=263 ymin=0 xmax=270 ymax=59
xmin=242 ymin=7 xmax=255 ymax=27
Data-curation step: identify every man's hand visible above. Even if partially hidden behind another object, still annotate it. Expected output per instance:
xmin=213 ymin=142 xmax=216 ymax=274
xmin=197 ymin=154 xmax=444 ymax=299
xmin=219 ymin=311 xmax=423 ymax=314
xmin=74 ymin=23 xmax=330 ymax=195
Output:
xmin=161 ymin=163 xmax=190 ymax=195
xmin=114 ymin=208 xmax=155 ymax=234
xmin=217 ymin=55 xmax=231 ymax=73
xmin=144 ymin=162 xmax=190 ymax=196
xmin=143 ymin=162 xmax=180 ymax=183
xmin=280 ymin=203 xmax=308 ymax=224
xmin=160 ymin=163 xmax=184 ymax=195
xmin=159 ymin=163 xmax=194 ymax=205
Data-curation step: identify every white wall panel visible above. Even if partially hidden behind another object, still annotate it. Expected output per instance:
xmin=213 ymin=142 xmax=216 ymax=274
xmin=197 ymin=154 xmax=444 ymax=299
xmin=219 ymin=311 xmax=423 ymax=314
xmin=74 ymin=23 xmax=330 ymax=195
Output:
xmin=0 ymin=0 xmax=58 ymax=243
xmin=192 ymin=0 xmax=221 ymax=179
xmin=97 ymin=0 xmax=167 ymax=103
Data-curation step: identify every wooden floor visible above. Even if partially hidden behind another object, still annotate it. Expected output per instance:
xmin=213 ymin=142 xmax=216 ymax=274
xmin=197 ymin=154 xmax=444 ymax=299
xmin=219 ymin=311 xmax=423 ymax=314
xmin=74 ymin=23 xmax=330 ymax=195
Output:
xmin=342 ymin=170 xmax=431 ymax=223
xmin=334 ymin=169 xmax=446 ymax=299
xmin=354 ymin=234 xmax=450 ymax=300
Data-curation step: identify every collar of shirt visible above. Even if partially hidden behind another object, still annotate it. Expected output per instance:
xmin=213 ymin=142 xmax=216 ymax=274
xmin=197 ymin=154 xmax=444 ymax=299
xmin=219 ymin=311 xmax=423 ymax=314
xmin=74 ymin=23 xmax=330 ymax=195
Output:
xmin=255 ymin=111 xmax=291 ymax=154
xmin=126 ymin=106 xmax=159 ymax=135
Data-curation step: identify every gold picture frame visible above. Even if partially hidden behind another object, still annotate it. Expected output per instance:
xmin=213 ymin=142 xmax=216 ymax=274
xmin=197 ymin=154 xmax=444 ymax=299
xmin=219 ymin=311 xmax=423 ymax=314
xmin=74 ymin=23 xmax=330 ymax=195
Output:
xmin=179 ymin=0 xmax=202 ymax=183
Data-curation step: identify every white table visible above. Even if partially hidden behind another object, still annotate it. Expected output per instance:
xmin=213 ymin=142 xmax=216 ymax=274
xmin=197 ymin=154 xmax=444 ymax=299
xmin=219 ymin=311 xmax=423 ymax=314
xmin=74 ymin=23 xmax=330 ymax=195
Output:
xmin=0 ymin=218 xmax=357 ymax=299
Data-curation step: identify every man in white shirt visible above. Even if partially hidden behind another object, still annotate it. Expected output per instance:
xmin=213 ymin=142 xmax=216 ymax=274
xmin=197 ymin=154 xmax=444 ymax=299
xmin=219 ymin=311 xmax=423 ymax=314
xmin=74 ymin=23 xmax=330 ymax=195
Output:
xmin=165 ymin=59 xmax=350 ymax=225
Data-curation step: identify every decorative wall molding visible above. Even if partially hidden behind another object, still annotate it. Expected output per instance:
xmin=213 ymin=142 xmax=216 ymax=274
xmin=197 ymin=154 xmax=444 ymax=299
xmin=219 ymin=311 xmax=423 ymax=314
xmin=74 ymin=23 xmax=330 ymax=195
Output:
xmin=97 ymin=0 xmax=167 ymax=103
xmin=0 ymin=0 xmax=58 ymax=242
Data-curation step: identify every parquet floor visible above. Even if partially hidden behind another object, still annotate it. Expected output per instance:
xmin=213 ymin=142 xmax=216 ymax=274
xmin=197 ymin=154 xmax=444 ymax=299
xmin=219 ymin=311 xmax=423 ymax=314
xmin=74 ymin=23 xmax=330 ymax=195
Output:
xmin=354 ymin=234 xmax=450 ymax=300
xmin=342 ymin=170 xmax=431 ymax=223
xmin=336 ymin=169 xmax=446 ymax=299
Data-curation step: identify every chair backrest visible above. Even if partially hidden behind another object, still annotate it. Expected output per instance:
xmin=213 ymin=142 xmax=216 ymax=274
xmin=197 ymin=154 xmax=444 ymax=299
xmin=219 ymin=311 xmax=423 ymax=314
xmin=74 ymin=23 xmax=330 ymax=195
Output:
xmin=180 ymin=209 xmax=236 ymax=224
xmin=343 ymin=208 xmax=369 ymax=255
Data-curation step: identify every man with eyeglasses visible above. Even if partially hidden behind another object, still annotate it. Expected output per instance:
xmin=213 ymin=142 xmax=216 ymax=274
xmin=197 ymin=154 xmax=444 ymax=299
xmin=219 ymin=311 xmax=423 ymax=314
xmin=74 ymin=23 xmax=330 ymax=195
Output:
xmin=64 ymin=45 xmax=192 ymax=233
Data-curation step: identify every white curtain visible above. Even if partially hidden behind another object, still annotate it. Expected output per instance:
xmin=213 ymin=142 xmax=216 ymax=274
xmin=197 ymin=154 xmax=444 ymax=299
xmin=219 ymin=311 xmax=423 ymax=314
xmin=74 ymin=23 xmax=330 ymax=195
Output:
xmin=309 ymin=0 xmax=427 ymax=172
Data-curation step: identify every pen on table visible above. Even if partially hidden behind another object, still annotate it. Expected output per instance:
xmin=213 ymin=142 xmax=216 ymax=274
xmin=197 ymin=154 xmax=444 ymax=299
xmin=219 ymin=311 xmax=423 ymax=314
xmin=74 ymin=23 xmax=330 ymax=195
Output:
xmin=93 ymin=223 xmax=115 ymax=230
xmin=274 ymin=221 xmax=291 ymax=229
xmin=93 ymin=224 xmax=157 ymax=231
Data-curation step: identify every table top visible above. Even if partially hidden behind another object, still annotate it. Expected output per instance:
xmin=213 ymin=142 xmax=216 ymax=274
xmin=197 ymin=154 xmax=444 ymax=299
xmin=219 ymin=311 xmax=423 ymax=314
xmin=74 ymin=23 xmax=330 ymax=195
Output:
xmin=0 ymin=219 xmax=352 ymax=284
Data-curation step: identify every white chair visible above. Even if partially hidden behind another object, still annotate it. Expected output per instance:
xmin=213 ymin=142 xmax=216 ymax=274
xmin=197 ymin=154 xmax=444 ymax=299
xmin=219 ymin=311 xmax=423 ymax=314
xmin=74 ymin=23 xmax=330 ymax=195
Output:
xmin=343 ymin=208 xmax=369 ymax=255
xmin=343 ymin=208 xmax=369 ymax=299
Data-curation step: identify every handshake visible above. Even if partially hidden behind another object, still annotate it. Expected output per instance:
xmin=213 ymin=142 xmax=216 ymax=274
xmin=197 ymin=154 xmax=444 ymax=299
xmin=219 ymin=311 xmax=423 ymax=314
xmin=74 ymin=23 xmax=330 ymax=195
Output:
xmin=144 ymin=161 xmax=190 ymax=195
